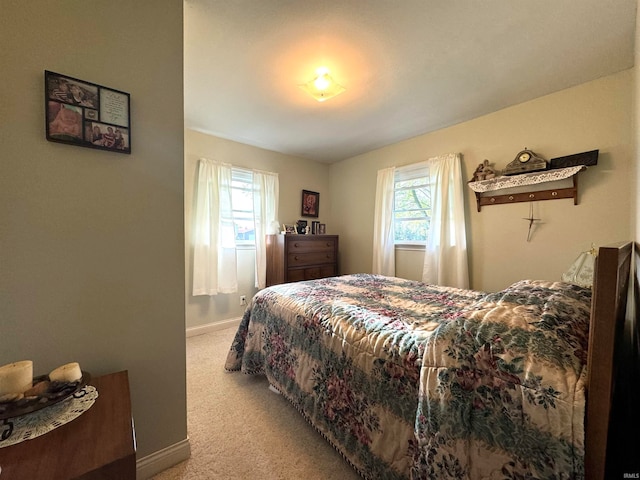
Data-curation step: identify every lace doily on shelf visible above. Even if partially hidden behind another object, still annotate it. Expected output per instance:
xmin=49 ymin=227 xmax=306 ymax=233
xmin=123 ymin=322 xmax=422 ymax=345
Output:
xmin=0 ymin=385 xmax=98 ymax=448
xmin=468 ymin=165 xmax=584 ymax=193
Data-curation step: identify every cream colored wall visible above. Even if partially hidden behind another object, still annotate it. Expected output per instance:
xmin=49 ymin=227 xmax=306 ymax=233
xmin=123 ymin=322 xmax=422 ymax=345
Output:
xmin=185 ymin=129 xmax=330 ymax=329
xmin=330 ymin=70 xmax=633 ymax=292
xmin=0 ymin=0 xmax=186 ymax=462
xmin=635 ymin=2 xmax=640 ymax=240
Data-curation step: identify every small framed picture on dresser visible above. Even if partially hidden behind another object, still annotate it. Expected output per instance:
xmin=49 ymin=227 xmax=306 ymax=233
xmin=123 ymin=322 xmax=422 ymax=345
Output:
xmin=318 ymin=224 xmax=326 ymax=235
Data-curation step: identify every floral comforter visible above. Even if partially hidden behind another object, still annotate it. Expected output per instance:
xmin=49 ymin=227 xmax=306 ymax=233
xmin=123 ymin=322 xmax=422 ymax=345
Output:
xmin=224 ymin=274 xmax=591 ymax=480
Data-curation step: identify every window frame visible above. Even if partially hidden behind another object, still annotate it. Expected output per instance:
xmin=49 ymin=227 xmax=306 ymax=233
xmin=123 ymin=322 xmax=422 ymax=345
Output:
xmin=231 ymin=167 xmax=255 ymax=247
xmin=393 ymin=163 xmax=430 ymax=247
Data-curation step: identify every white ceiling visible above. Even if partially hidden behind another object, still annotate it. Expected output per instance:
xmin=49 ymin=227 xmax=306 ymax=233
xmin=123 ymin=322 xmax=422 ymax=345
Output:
xmin=184 ymin=0 xmax=636 ymax=164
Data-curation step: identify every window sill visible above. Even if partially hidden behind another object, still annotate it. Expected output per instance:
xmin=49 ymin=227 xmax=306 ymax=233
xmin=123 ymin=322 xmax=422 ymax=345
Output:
xmin=395 ymin=244 xmax=425 ymax=251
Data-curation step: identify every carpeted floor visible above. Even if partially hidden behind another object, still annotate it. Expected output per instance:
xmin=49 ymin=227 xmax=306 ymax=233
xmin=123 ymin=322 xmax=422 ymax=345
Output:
xmin=151 ymin=326 xmax=362 ymax=480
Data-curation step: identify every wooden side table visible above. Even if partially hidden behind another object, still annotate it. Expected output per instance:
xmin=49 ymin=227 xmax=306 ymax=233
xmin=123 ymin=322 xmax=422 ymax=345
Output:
xmin=0 ymin=370 xmax=136 ymax=479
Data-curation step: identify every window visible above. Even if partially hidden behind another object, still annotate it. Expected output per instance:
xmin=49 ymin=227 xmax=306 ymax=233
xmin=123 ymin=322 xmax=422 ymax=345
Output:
xmin=393 ymin=164 xmax=430 ymax=244
xmin=231 ymin=168 xmax=255 ymax=244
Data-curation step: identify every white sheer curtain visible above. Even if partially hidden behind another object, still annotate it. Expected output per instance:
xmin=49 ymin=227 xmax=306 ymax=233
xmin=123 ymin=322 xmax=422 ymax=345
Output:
xmin=422 ymin=152 xmax=469 ymax=289
xmin=192 ymin=158 xmax=238 ymax=295
xmin=372 ymin=166 xmax=396 ymax=276
xmin=253 ymin=170 xmax=279 ymax=289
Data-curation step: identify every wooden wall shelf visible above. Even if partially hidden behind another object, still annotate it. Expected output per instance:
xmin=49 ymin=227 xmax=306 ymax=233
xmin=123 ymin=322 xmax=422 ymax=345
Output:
xmin=474 ymin=175 xmax=578 ymax=211
xmin=468 ymin=166 xmax=584 ymax=212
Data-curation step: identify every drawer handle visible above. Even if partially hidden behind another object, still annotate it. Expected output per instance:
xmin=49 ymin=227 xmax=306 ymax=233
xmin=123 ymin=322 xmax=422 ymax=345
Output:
xmin=326 ymin=255 xmax=330 ymax=259
xmin=294 ymin=243 xmax=299 ymax=247
xmin=326 ymin=243 xmax=331 ymax=247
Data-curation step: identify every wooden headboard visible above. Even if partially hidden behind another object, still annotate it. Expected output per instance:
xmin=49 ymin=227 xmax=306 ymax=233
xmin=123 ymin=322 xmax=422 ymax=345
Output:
xmin=585 ymin=241 xmax=633 ymax=480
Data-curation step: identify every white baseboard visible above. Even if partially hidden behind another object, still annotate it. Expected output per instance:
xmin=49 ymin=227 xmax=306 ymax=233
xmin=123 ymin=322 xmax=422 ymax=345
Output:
xmin=136 ymin=437 xmax=191 ymax=479
xmin=186 ymin=317 xmax=242 ymax=337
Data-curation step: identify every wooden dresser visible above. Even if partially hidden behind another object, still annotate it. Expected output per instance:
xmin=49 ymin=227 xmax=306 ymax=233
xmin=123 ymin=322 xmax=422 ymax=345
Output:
xmin=266 ymin=234 xmax=338 ymax=286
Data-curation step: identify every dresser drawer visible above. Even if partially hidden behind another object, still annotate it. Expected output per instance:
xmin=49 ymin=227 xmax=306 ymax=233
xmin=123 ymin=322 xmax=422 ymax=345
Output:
xmin=287 ymin=265 xmax=337 ymax=282
xmin=316 ymin=264 xmax=337 ymax=278
xmin=288 ymin=251 xmax=335 ymax=267
xmin=287 ymin=238 xmax=336 ymax=254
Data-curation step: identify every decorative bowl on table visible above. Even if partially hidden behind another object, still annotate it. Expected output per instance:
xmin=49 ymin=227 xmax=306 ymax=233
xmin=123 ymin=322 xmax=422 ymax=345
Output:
xmin=0 ymin=372 xmax=90 ymax=420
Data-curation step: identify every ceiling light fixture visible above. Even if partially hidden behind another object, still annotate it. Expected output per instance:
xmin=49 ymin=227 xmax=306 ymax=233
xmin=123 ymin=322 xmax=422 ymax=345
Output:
xmin=299 ymin=67 xmax=345 ymax=102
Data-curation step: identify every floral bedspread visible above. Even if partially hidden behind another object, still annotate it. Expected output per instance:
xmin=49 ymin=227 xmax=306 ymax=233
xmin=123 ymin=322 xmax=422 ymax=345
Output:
xmin=224 ymin=274 xmax=591 ymax=480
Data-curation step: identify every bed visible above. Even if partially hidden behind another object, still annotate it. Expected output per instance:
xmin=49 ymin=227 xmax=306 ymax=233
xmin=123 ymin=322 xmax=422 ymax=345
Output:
xmin=225 ymin=242 xmax=632 ymax=480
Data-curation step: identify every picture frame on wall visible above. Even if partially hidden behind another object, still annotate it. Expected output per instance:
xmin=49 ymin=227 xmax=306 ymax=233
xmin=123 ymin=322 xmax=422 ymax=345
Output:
xmin=301 ymin=190 xmax=319 ymax=218
xmin=45 ymin=70 xmax=131 ymax=154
